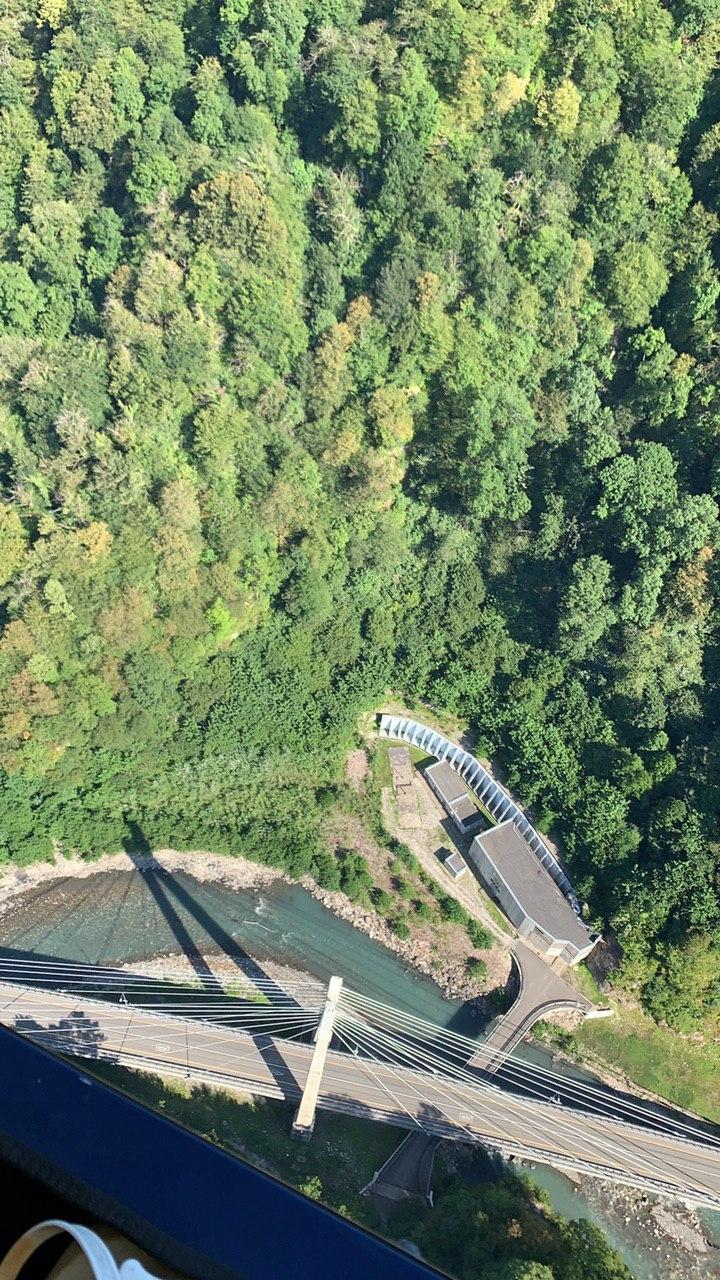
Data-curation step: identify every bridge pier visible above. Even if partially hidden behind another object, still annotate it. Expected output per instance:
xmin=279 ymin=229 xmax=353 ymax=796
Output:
xmin=0 ymin=972 xmax=718 ymax=1209
xmin=292 ymin=976 xmax=343 ymax=1140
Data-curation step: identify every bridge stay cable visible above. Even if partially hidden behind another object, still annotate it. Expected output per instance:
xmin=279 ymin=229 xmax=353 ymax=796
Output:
xmin=330 ymin=1011 xmax=693 ymax=1202
xmin=21 ymin=1014 xmax=321 ymax=1081
xmin=339 ymin=988 xmax=720 ymax=1151
xmin=334 ymin=1013 xmax=720 ymax=1205
xmin=332 ymin=1006 xmax=720 ymax=1205
xmin=340 ymin=991 xmax=700 ymax=1139
xmin=2 ymin=961 xmax=719 ymax=1207
xmin=335 ymin=998 xmax=720 ymax=1200
xmin=331 ymin=1021 xmax=432 ymax=1137
xmin=0 ymin=957 xmax=323 ymax=999
xmin=331 ymin=1018 xmax=493 ymax=1145
xmin=4 ymin=956 xmax=718 ymax=1155
xmin=332 ymin=1010 xmax=655 ymax=1184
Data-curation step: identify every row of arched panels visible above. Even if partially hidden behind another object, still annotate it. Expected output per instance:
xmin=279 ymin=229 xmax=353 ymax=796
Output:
xmin=378 ymin=714 xmax=580 ymax=914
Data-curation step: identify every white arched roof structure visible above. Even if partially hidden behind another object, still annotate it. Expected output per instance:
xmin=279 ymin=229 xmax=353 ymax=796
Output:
xmin=378 ymin=713 xmax=581 ymax=913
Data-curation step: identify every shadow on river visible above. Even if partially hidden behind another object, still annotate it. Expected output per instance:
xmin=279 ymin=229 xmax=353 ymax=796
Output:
xmin=0 ymin=863 xmax=718 ymax=1277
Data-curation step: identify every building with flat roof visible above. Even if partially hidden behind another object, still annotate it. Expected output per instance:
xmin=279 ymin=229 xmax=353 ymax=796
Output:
xmin=468 ymin=821 xmax=597 ymax=965
xmin=441 ymin=848 xmax=468 ymax=880
xmin=424 ymin=761 xmax=486 ymax=834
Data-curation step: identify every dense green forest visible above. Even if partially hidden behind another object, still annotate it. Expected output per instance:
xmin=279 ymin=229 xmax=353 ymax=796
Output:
xmin=1 ymin=0 xmax=719 ymax=1034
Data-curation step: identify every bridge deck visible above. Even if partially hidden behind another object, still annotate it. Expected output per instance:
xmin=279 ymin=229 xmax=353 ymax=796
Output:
xmin=1 ymin=982 xmax=719 ymax=1209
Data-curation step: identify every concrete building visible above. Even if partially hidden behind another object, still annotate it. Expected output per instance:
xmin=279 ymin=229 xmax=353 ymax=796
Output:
xmin=379 ymin=715 xmax=580 ymax=907
xmin=424 ymin=761 xmax=486 ymax=835
xmin=379 ymin=715 xmax=600 ymax=964
xmin=441 ymin=849 xmax=468 ymax=880
xmin=468 ymin=821 xmax=597 ymax=965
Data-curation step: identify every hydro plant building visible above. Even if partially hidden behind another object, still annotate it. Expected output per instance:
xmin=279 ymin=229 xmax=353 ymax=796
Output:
xmin=468 ymin=821 xmax=597 ymax=965
xmin=379 ymin=715 xmax=599 ymax=966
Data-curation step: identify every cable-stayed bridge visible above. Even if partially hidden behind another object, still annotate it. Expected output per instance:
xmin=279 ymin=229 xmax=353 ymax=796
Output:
xmin=0 ymin=957 xmax=719 ymax=1211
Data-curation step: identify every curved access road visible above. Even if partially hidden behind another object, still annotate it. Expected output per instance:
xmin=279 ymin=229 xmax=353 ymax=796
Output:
xmin=469 ymin=943 xmax=591 ymax=1073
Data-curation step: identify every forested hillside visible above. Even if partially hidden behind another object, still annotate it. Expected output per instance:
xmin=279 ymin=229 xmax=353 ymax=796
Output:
xmin=1 ymin=0 xmax=719 ymax=1031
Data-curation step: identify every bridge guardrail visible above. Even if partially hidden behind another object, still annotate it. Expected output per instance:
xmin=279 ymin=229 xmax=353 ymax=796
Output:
xmin=317 ymin=1099 xmax=720 ymax=1210
xmin=3 ymin=981 xmax=719 ymax=1176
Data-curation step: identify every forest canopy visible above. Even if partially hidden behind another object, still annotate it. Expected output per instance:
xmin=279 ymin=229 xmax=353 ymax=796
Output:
xmin=1 ymin=0 xmax=720 ymax=1030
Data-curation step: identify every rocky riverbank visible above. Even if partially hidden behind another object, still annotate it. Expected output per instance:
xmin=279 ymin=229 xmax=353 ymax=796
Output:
xmin=577 ymin=1180 xmax=720 ymax=1280
xmin=0 ymin=847 xmax=491 ymax=1007
xmin=302 ymin=877 xmax=495 ymax=1007
xmin=0 ymin=848 xmax=283 ymax=921
xmin=120 ymin=951 xmax=327 ymax=1002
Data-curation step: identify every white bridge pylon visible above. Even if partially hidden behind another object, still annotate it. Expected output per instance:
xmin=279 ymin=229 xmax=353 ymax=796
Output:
xmin=0 ymin=957 xmax=718 ymax=1210
xmin=292 ymin=975 xmax=343 ymax=1139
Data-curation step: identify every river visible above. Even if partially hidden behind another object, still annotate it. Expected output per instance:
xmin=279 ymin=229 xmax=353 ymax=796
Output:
xmin=0 ymin=867 xmax=717 ymax=1277
xmin=0 ymin=869 xmax=479 ymax=1030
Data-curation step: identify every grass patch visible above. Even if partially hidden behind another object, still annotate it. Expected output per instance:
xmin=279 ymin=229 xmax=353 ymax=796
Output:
xmin=574 ymin=1004 xmax=720 ymax=1122
xmin=478 ymin=890 xmax=514 ymax=936
xmin=532 ymin=1019 xmax=580 ymax=1058
xmin=370 ymin=740 xmax=433 ymax=791
xmin=371 ymin=740 xmax=393 ymax=791
xmin=567 ymin=963 xmax=604 ymax=1005
xmin=467 ymin=918 xmax=492 ymax=950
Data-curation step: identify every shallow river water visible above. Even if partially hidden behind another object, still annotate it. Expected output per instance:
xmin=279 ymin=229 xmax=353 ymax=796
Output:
xmin=0 ymin=867 xmax=717 ymax=1277
xmin=0 ymin=869 xmax=478 ymax=1029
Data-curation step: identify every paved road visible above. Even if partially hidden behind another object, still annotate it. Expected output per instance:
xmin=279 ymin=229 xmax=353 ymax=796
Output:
xmin=2 ymin=982 xmax=719 ymax=1209
xmin=469 ymin=943 xmax=591 ymax=1072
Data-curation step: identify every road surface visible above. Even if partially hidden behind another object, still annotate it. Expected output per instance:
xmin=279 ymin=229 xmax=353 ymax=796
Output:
xmin=469 ymin=943 xmax=591 ymax=1071
xmin=1 ymin=981 xmax=719 ymax=1209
